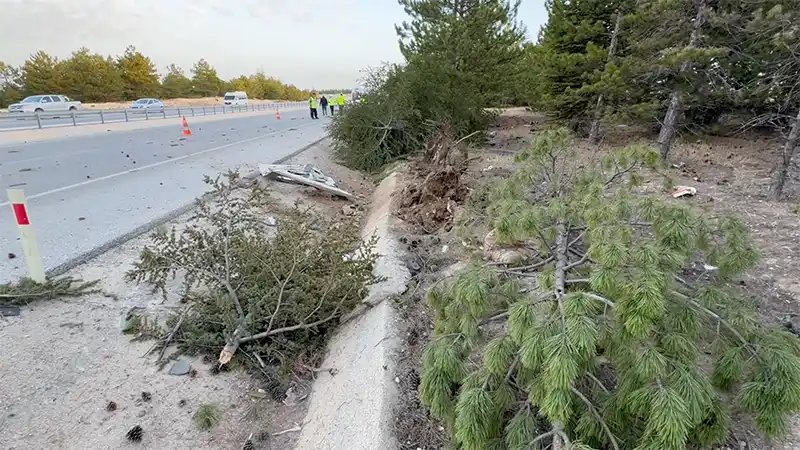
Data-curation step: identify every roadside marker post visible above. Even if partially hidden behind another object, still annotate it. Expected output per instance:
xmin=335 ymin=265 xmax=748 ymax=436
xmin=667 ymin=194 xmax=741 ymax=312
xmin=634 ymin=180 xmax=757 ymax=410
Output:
xmin=7 ymin=189 xmax=46 ymax=283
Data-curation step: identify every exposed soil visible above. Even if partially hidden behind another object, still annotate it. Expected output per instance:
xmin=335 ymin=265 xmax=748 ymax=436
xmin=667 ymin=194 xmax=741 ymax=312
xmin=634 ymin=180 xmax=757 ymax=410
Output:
xmin=0 ymin=139 xmax=374 ymax=450
xmin=390 ymin=109 xmax=800 ymax=450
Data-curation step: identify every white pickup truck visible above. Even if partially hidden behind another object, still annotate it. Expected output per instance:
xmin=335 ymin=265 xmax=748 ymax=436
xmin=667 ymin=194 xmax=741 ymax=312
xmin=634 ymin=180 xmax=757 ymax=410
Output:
xmin=8 ymin=95 xmax=82 ymax=113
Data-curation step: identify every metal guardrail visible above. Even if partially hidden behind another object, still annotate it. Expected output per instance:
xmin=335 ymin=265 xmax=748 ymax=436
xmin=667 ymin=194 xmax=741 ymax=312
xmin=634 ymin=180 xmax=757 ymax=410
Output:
xmin=0 ymin=101 xmax=306 ymax=131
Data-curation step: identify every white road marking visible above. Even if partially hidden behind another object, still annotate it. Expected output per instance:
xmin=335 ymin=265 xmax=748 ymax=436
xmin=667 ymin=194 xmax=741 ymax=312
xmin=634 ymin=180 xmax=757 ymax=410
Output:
xmin=0 ymin=121 xmax=316 ymax=208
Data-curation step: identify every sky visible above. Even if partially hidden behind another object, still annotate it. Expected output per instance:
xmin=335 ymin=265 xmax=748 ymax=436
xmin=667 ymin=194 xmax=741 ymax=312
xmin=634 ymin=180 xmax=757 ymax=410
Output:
xmin=0 ymin=0 xmax=548 ymax=90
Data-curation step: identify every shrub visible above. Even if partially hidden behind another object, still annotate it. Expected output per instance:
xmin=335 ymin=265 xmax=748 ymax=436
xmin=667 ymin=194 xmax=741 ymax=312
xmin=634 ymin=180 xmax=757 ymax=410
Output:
xmin=126 ymin=172 xmax=381 ymax=377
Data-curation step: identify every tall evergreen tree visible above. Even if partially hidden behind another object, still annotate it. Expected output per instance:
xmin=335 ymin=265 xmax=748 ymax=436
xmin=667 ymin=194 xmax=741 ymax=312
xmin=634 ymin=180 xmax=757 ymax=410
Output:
xmin=116 ymin=45 xmax=160 ymax=100
xmin=396 ymin=0 xmax=526 ymax=107
xmin=531 ymin=0 xmax=623 ymax=126
xmin=22 ymin=51 xmax=65 ymax=94
xmin=61 ymin=47 xmax=124 ymax=102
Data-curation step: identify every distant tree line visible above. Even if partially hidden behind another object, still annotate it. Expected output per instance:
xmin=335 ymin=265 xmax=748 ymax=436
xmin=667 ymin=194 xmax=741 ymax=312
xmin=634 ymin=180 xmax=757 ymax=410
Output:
xmin=0 ymin=45 xmax=311 ymax=107
xmin=317 ymin=89 xmax=353 ymax=95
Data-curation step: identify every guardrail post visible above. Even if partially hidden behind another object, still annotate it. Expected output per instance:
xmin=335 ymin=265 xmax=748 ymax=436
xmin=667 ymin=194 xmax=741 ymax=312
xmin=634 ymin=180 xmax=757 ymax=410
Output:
xmin=214 ymin=106 xmax=217 ymax=115
xmin=124 ymin=110 xmax=129 ymax=122
xmin=100 ymin=110 xmax=105 ymax=124
xmin=203 ymin=107 xmax=207 ymax=116
xmin=145 ymin=109 xmax=149 ymax=120
xmin=7 ymin=189 xmax=46 ymax=283
xmin=35 ymin=112 xmax=42 ymax=129
xmin=191 ymin=107 xmax=195 ymax=117
xmin=177 ymin=108 xmax=181 ymax=118
xmin=162 ymin=108 xmax=167 ymax=119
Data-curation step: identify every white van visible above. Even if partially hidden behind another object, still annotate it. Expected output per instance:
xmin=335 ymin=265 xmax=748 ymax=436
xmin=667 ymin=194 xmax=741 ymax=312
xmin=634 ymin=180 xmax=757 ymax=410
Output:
xmin=223 ymin=91 xmax=248 ymax=106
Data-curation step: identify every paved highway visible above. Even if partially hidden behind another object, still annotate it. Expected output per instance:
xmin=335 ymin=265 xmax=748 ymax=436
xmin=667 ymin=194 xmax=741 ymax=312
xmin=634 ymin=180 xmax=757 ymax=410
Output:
xmin=0 ymin=103 xmax=299 ymax=131
xmin=0 ymin=109 xmax=327 ymax=283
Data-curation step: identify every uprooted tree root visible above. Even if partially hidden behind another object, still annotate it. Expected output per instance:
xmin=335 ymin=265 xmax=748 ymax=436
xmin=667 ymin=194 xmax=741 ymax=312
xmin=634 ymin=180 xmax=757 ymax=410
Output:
xmin=125 ymin=171 xmax=382 ymax=389
xmin=395 ymin=128 xmax=474 ymax=233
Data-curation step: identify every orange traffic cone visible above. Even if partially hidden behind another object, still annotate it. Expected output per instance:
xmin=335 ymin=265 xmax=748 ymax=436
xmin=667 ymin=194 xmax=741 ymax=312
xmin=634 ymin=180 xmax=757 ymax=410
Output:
xmin=181 ymin=116 xmax=192 ymax=136
xmin=276 ymin=110 xmax=281 ymax=120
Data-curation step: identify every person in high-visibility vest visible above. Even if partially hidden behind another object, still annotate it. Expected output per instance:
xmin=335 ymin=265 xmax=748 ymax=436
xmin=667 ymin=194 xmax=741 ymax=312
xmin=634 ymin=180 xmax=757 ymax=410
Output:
xmin=337 ymin=93 xmax=346 ymax=112
xmin=329 ymin=97 xmax=335 ymax=115
xmin=309 ymin=94 xmax=318 ymax=119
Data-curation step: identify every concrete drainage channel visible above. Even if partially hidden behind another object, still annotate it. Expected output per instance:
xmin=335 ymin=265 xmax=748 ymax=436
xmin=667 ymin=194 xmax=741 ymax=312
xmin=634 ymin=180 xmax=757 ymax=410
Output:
xmin=294 ymin=172 xmax=409 ymax=450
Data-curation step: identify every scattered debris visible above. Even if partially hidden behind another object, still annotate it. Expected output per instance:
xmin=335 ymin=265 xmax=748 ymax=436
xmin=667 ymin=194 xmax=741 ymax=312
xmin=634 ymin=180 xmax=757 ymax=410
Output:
xmin=0 ymin=305 xmax=21 ymax=317
xmin=672 ymin=185 xmax=697 ymax=198
xmin=281 ymin=384 xmax=308 ymax=407
xmin=126 ymin=425 xmax=143 ymax=442
xmin=140 ymin=392 xmax=152 ymax=402
xmin=266 ymin=216 xmax=277 ymax=226
xmin=105 ymin=401 xmax=117 ymax=412
xmin=168 ymin=359 xmax=192 ymax=376
xmin=258 ymin=163 xmax=354 ymax=201
xmin=7 ymin=253 xmax=15 ymax=259
xmin=272 ymin=423 xmax=302 ymax=436
xmin=178 ymin=399 xmax=187 ymax=407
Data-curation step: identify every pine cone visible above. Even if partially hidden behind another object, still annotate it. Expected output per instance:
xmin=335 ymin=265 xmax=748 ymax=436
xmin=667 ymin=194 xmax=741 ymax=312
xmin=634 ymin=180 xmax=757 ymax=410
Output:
xmin=126 ymin=425 xmax=143 ymax=442
xmin=242 ymin=438 xmax=255 ymax=450
xmin=106 ymin=401 xmax=117 ymax=412
xmin=140 ymin=392 xmax=152 ymax=402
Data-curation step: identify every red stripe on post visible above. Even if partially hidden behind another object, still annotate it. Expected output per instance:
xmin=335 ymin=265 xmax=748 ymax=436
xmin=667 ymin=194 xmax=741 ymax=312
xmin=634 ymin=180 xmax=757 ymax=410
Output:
xmin=12 ymin=203 xmax=30 ymax=225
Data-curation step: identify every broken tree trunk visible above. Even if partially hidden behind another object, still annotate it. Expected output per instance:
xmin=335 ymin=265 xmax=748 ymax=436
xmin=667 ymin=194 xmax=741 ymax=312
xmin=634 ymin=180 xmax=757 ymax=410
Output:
xmin=588 ymin=9 xmax=624 ymax=145
xmin=770 ymin=108 xmax=800 ymax=200
xmin=657 ymin=0 xmax=709 ymax=159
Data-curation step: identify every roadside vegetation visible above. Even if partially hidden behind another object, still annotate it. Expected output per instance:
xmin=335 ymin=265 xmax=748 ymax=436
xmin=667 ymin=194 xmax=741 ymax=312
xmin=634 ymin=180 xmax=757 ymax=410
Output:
xmin=328 ymin=0 xmax=800 ymax=449
xmin=125 ymin=172 xmax=381 ymax=389
xmin=0 ymin=46 xmax=315 ymax=106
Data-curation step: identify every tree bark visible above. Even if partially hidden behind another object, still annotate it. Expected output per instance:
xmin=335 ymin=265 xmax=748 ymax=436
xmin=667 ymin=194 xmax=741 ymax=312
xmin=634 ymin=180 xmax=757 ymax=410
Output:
xmin=589 ymin=9 xmax=624 ymax=145
xmin=770 ymin=108 xmax=800 ymax=200
xmin=657 ymin=0 xmax=709 ymax=159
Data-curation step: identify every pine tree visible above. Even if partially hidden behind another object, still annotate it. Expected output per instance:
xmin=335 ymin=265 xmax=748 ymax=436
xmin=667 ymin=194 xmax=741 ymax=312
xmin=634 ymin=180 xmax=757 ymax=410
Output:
xmin=161 ymin=64 xmax=192 ymax=98
xmin=61 ymin=47 xmax=124 ymax=102
xmin=116 ymin=45 xmax=160 ymax=100
xmin=711 ymin=0 xmax=800 ymax=199
xmin=190 ymin=58 xmax=222 ymax=97
xmin=396 ymin=0 xmax=526 ymax=107
xmin=22 ymin=51 xmax=66 ymax=94
xmin=531 ymin=0 xmax=622 ymax=127
xmin=420 ymin=128 xmax=800 ymax=449
xmin=0 ymin=61 xmax=23 ymax=107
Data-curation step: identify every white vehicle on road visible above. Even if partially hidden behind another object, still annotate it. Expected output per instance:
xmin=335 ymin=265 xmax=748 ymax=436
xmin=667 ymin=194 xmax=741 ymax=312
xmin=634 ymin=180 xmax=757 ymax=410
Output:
xmin=223 ymin=91 xmax=248 ymax=107
xmin=8 ymin=95 xmax=82 ymax=113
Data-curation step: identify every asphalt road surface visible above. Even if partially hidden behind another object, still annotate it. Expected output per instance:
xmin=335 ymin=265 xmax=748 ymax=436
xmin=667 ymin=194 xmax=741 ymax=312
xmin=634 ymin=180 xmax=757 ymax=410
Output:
xmin=0 ymin=105 xmax=290 ymax=131
xmin=0 ymin=108 xmax=328 ymax=283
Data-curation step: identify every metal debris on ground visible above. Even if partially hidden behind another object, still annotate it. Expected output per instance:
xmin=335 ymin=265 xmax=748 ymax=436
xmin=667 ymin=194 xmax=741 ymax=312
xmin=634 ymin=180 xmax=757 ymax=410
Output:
xmin=0 ymin=305 xmax=21 ymax=316
xmin=258 ymin=164 xmax=354 ymax=201
xmin=671 ymin=185 xmax=697 ymax=198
